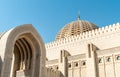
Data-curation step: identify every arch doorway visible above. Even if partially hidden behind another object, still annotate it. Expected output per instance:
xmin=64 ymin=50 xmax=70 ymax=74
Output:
xmin=0 ymin=25 xmax=46 ymax=77
xmin=12 ymin=35 xmax=33 ymax=77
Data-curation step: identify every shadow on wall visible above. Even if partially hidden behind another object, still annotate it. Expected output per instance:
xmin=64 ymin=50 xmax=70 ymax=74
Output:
xmin=0 ymin=56 xmax=2 ymax=75
xmin=60 ymin=72 xmax=64 ymax=77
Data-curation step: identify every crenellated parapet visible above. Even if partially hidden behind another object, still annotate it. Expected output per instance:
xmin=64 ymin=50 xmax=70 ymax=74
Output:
xmin=45 ymin=23 xmax=120 ymax=49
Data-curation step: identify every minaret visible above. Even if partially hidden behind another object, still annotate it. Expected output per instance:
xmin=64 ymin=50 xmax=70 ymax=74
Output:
xmin=78 ymin=12 xmax=80 ymax=20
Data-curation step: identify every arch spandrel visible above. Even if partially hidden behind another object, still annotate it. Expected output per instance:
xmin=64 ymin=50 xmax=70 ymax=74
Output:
xmin=0 ymin=24 xmax=46 ymax=77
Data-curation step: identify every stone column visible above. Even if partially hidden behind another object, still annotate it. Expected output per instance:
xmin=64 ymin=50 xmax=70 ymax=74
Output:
xmin=59 ymin=50 xmax=70 ymax=77
xmin=86 ymin=43 xmax=98 ymax=77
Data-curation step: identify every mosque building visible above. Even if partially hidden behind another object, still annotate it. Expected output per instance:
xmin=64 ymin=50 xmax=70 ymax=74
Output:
xmin=0 ymin=15 xmax=120 ymax=77
xmin=46 ymin=16 xmax=120 ymax=77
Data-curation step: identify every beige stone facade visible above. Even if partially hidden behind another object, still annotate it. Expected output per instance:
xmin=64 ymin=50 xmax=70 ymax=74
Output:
xmin=46 ymin=19 xmax=120 ymax=77
xmin=0 ymin=18 xmax=120 ymax=77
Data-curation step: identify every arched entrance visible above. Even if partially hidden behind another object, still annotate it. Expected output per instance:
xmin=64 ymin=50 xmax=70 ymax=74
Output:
xmin=12 ymin=34 xmax=35 ymax=77
xmin=0 ymin=25 xmax=46 ymax=77
xmin=13 ymin=37 xmax=32 ymax=72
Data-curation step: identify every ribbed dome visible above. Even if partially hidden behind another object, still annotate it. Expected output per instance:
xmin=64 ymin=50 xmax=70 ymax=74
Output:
xmin=55 ymin=19 xmax=98 ymax=40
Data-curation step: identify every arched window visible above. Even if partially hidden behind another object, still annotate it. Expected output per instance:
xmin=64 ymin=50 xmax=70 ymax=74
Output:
xmin=55 ymin=65 xmax=59 ymax=70
xmin=106 ymin=57 xmax=111 ymax=62
xmin=116 ymin=55 xmax=120 ymax=60
xmin=98 ymin=58 xmax=102 ymax=63
xmin=74 ymin=62 xmax=78 ymax=67
xmin=68 ymin=63 xmax=71 ymax=68
xmin=81 ymin=61 xmax=86 ymax=66
xmin=56 ymin=66 xmax=59 ymax=70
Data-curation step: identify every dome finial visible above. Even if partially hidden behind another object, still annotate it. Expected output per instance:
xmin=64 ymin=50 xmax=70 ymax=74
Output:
xmin=78 ymin=11 xmax=80 ymax=20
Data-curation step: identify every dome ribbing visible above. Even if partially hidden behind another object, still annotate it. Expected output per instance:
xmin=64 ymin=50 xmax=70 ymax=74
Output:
xmin=55 ymin=19 xmax=98 ymax=40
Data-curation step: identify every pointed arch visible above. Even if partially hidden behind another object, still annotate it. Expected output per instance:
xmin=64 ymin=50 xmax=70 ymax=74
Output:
xmin=0 ymin=24 xmax=46 ymax=77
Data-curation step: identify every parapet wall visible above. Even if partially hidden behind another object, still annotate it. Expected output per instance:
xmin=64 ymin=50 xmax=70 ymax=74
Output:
xmin=46 ymin=22 xmax=120 ymax=48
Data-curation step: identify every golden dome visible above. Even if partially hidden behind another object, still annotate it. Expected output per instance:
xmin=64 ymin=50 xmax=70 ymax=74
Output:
xmin=55 ymin=18 xmax=98 ymax=40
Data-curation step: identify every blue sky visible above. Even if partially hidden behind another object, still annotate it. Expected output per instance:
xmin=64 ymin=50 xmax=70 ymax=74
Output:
xmin=0 ymin=0 xmax=120 ymax=43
